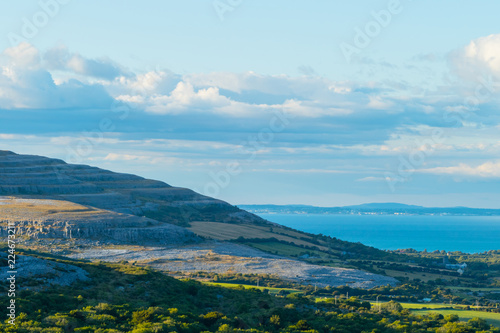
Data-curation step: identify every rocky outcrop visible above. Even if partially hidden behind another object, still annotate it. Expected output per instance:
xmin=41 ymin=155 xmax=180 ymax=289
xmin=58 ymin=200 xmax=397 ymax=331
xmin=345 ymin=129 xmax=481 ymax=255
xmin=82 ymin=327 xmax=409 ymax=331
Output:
xmin=0 ymin=198 xmax=200 ymax=246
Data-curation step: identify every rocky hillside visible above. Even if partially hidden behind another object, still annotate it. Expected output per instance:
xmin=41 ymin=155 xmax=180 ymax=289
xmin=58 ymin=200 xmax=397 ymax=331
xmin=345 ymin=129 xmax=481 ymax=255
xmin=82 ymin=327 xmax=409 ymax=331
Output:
xmin=0 ymin=150 xmax=400 ymax=288
xmin=0 ymin=254 xmax=89 ymax=290
xmin=0 ymin=197 xmax=199 ymax=246
xmin=0 ymin=151 xmax=404 ymax=262
xmin=0 ymin=150 xmax=262 ymax=226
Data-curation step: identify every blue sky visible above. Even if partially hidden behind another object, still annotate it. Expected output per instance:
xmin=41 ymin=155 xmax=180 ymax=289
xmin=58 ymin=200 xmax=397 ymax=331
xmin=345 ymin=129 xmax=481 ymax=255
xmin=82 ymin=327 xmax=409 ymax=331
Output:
xmin=1 ymin=1 xmax=500 ymax=208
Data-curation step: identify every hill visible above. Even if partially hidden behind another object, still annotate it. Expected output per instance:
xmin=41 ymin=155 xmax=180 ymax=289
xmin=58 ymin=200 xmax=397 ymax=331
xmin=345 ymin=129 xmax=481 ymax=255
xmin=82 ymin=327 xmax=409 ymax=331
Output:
xmin=0 ymin=150 xmax=260 ymax=226
xmin=0 ymin=150 xmax=398 ymax=288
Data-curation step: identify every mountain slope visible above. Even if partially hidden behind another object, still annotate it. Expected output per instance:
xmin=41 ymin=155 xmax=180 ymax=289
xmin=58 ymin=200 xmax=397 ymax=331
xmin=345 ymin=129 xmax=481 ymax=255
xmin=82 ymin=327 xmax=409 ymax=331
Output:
xmin=0 ymin=150 xmax=402 ymax=260
xmin=0 ymin=150 xmax=399 ymax=288
xmin=0 ymin=150 xmax=262 ymax=226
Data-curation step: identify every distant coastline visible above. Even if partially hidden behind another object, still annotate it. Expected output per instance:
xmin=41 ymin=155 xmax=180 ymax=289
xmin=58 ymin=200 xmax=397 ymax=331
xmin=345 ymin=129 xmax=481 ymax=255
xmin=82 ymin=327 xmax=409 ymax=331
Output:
xmin=239 ymin=203 xmax=500 ymax=216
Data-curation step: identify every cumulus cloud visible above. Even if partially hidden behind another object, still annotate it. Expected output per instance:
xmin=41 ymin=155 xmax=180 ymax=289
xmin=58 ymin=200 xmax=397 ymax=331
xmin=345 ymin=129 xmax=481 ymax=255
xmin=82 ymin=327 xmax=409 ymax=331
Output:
xmin=2 ymin=42 xmax=40 ymax=68
xmin=116 ymin=76 xmax=354 ymax=117
xmin=116 ymin=81 xmax=232 ymax=115
xmin=0 ymin=43 xmax=443 ymax=124
xmin=450 ymin=33 xmax=500 ymax=81
xmin=3 ymin=41 xmax=500 ymax=146
xmin=0 ymin=43 xmax=113 ymax=109
xmin=184 ymin=71 xmax=349 ymax=99
xmin=117 ymin=70 xmax=181 ymax=94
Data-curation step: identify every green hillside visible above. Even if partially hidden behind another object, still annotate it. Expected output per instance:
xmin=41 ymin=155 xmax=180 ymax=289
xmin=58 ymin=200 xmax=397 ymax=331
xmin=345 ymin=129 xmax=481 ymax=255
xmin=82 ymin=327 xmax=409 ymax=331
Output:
xmin=2 ymin=252 xmax=499 ymax=333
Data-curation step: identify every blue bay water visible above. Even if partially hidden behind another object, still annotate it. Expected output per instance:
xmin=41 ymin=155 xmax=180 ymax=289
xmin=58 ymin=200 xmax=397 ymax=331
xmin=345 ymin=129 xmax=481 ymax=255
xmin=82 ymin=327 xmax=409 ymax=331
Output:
xmin=257 ymin=213 xmax=500 ymax=253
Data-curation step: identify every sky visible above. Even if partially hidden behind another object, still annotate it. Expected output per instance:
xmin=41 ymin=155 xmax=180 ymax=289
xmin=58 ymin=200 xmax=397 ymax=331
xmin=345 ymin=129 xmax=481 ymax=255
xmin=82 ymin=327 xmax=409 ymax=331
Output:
xmin=1 ymin=1 xmax=500 ymax=208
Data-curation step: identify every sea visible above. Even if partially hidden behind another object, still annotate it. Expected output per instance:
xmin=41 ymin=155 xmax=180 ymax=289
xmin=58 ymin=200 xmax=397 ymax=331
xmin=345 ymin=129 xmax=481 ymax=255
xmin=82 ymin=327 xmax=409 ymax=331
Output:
xmin=257 ymin=213 xmax=500 ymax=253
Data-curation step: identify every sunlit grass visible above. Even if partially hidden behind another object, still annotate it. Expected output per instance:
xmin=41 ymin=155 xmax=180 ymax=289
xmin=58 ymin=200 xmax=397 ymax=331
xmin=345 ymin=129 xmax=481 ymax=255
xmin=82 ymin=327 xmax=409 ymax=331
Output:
xmin=413 ymin=309 xmax=500 ymax=327
xmin=202 ymin=281 xmax=302 ymax=295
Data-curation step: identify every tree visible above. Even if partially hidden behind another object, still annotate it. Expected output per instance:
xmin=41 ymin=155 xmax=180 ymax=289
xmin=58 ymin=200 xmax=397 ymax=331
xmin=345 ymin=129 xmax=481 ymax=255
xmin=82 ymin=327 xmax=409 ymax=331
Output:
xmin=444 ymin=314 xmax=459 ymax=322
xmin=270 ymin=315 xmax=280 ymax=327
xmin=467 ymin=317 xmax=489 ymax=330
xmin=295 ymin=320 xmax=310 ymax=330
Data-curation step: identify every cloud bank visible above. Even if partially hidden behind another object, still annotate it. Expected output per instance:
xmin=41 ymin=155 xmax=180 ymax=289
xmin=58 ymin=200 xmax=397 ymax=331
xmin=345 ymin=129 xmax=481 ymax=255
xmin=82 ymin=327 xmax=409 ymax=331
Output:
xmin=2 ymin=37 xmax=500 ymax=196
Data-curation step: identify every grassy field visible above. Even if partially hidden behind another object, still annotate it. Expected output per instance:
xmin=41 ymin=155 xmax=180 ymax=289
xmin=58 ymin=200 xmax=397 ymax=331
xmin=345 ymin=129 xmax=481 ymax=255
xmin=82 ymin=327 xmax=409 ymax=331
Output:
xmin=189 ymin=221 xmax=330 ymax=251
xmin=448 ymin=286 xmax=500 ymax=292
xmin=0 ymin=197 xmax=97 ymax=215
xmin=202 ymin=281 xmax=302 ymax=295
xmin=412 ymin=309 xmax=500 ymax=327
xmin=371 ymin=303 xmax=500 ymax=327
xmin=0 ymin=197 xmax=112 ymax=225
xmin=371 ymin=302 xmax=463 ymax=309
xmin=246 ymin=241 xmax=341 ymax=260
xmin=402 ymin=303 xmax=463 ymax=309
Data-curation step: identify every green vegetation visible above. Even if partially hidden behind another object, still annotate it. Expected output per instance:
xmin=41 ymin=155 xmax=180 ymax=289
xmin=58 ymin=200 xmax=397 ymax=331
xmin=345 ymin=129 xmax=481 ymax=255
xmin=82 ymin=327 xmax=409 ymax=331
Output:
xmin=243 ymin=241 xmax=341 ymax=265
xmin=400 ymin=303 xmax=464 ymax=309
xmin=182 ymin=271 xmax=303 ymax=290
xmin=370 ymin=302 xmax=464 ymax=310
xmin=395 ymin=250 xmax=500 ymax=285
xmin=3 ymin=253 xmax=500 ymax=332
xmin=449 ymin=287 xmax=500 ymax=292
xmin=412 ymin=309 xmax=500 ymax=327
xmin=188 ymin=221 xmax=409 ymax=265
xmin=202 ymin=282 xmax=302 ymax=296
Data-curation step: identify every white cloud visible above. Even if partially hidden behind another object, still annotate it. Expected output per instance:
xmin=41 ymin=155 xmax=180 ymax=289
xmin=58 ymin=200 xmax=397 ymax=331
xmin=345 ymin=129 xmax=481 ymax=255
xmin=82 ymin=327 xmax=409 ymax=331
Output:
xmin=450 ymin=33 xmax=500 ymax=81
xmin=419 ymin=161 xmax=500 ymax=178
xmin=140 ymin=81 xmax=231 ymax=114
xmin=356 ymin=176 xmax=390 ymax=182
xmin=0 ymin=134 xmax=37 ymax=140
xmin=2 ymin=42 xmax=40 ymax=68
xmin=117 ymin=78 xmax=353 ymax=118
xmin=251 ymin=168 xmax=347 ymax=174
xmin=44 ymin=44 xmax=128 ymax=80
xmin=112 ymin=69 xmax=180 ymax=95
xmin=280 ymin=99 xmax=352 ymax=117
xmin=0 ymin=43 xmax=113 ymax=109
xmin=102 ymin=153 xmax=180 ymax=165
xmin=3 ymin=41 xmax=500 ymax=135
xmin=0 ymin=43 xmax=439 ymax=122
xmin=184 ymin=71 xmax=354 ymax=99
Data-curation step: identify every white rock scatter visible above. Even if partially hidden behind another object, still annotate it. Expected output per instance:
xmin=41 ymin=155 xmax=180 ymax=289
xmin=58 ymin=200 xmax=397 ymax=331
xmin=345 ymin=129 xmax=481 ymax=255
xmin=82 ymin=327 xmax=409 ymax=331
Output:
xmin=70 ymin=242 xmax=397 ymax=289
xmin=0 ymin=255 xmax=89 ymax=289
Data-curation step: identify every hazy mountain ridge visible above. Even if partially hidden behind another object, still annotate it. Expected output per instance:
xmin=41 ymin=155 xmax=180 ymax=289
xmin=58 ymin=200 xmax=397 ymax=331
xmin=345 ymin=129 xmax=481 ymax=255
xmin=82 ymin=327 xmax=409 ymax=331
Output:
xmin=240 ymin=203 xmax=500 ymax=216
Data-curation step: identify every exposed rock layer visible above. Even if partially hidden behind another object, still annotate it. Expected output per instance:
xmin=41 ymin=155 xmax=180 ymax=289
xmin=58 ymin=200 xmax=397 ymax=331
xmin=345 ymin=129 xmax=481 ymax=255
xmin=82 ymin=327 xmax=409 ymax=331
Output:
xmin=0 ymin=151 xmax=262 ymax=225
xmin=0 ymin=198 xmax=199 ymax=246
